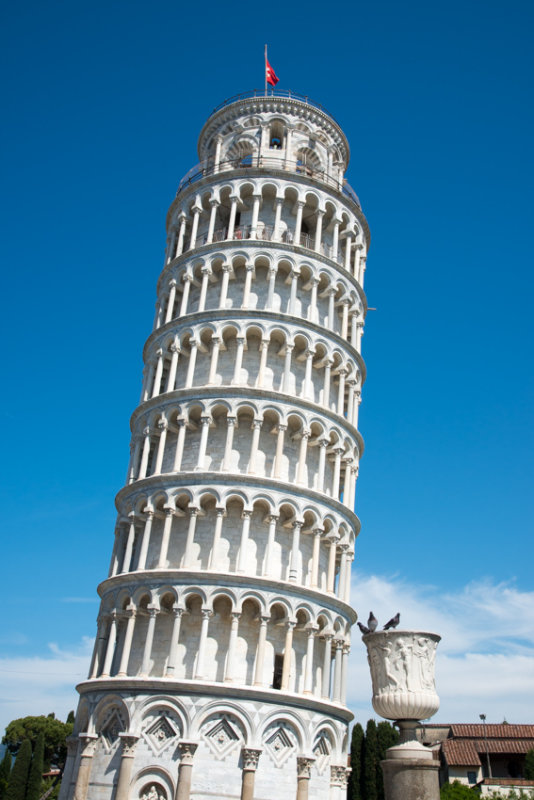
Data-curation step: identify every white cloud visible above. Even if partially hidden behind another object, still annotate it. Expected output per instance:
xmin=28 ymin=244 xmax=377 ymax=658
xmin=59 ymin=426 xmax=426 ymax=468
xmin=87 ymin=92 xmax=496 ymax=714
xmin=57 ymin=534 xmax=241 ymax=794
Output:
xmin=0 ymin=639 xmax=93 ymax=736
xmin=348 ymin=573 xmax=534 ymax=724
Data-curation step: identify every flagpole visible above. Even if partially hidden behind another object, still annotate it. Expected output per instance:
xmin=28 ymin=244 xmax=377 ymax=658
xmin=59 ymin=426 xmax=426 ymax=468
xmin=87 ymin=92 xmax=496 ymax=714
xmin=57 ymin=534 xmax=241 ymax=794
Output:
xmin=264 ymin=44 xmax=268 ymax=97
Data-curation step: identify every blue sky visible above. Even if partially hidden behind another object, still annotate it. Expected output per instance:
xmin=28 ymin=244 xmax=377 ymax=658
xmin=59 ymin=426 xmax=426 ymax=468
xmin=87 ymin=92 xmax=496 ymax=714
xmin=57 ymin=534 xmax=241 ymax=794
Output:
xmin=1 ymin=0 xmax=533 ymax=732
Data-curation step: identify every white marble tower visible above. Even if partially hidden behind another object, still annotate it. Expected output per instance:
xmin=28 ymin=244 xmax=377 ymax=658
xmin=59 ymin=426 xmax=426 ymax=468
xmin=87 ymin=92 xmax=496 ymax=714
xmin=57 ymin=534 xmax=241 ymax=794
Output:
xmin=62 ymin=89 xmax=370 ymax=800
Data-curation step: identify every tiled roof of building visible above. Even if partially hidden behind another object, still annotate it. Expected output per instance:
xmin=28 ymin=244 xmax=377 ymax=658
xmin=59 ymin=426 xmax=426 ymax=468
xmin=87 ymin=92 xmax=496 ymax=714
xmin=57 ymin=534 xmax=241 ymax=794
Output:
xmin=442 ymin=739 xmax=481 ymax=767
xmin=442 ymin=736 xmax=534 ymax=767
xmin=449 ymin=724 xmax=534 ymax=739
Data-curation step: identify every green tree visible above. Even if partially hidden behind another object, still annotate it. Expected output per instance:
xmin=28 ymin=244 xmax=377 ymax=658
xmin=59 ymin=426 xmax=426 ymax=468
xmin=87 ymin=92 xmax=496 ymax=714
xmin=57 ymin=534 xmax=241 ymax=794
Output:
xmin=25 ymin=733 xmax=44 ymax=800
xmin=525 ymin=749 xmax=534 ymax=780
xmin=2 ymin=716 xmax=73 ymax=771
xmin=5 ymin=739 xmax=31 ymax=800
xmin=348 ymin=723 xmax=364 ymax=800
xmin=376 ymin=721 xmax=399 ymax=800
xmin=363 ymin=720 xmax=378 ymax=800
xmin=0 ymin=750 xmax=12 ymax=800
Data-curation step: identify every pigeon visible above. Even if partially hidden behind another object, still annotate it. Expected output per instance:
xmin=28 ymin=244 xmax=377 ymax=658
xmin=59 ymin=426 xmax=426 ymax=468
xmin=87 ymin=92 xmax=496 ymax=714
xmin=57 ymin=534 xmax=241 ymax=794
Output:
xmin=383 ymin=613 xmax=400 ymax=630
xmin=357 ymin=622 xmax=371 ymax=635
xmin=367 ymin=612 xmax=378 ymax=632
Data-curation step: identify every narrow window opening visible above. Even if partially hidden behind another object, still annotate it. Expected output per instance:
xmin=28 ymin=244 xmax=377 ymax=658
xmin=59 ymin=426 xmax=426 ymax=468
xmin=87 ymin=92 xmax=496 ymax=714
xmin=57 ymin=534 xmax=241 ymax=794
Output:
xmin=272 ymin=654 xmax=283 ymax=689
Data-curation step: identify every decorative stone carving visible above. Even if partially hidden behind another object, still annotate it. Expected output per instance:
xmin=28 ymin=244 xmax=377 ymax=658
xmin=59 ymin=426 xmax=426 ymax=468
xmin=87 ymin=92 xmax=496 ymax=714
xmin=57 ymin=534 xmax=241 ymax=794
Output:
xmin=178 ymin=740 xmax=198 ymax=765
xmin=100 ymin=710 xmax=124 ymax=750
xmin=140 ymin=783 xmax=167 ymax=800
xmin=312 ymin=734 xmax=331 ymax=775
xmin=330 ymin=764 xmax=348 ymax=786
xmin=242 ymin=747 xmax=262 ymax=771
xmin=144 ymin=715 xmax=179 ymax=755
xmin=363 ymin=630 xmax=440 ymax=721
xmin=119 ymin=733 xmax=139 ymax=756
xmin=296 ymin=756 xmax=315 ymax=779
xmin=264 ymin=723 xmax=297 ymax=767
xmin=203 ymin=716 xmax=241 ymax=760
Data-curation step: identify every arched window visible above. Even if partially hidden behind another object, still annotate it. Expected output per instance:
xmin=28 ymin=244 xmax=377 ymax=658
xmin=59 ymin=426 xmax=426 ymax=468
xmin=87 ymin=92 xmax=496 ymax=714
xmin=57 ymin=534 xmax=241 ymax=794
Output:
xmin=269 ymin=120 xmax=285 ymax=149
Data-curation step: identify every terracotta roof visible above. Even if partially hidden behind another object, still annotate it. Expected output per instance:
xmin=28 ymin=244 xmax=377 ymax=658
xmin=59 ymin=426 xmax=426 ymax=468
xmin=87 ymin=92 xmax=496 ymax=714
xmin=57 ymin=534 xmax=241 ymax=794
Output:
xmin=449 ymin=724 xmax=534 ymax=739
xmin=442 ymin=739 xmax=481 ymax=767
xmin=484 ymin=780 xmax=534 ymax=787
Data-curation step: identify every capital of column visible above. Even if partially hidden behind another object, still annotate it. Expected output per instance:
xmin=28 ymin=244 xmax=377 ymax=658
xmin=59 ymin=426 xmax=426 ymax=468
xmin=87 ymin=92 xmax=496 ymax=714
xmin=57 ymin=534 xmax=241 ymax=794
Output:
xmin=119 ymin=733 xmax=139 ymax=757
xmin=200 ymin=415 xmax=213 ymax=426
xmin=200 ymin=264 xmax=213 ymax=275
xmin=157 ymin=418 xmax=168 ymax=431
xmin=178 ymin=740 xmax=199 ymax=764
xmin=331 ymin=764 xmax=350 ymax=787
xmin=78 ymin=733 xmax=99 ymax=757
xmin=297 ymin=756 xmax=316 ymax=779
xmin=241 ymin=509 xmax=253 ymax=520
xmin=226 ymin=415 xmax=238 ymax=428
xmin=242 ymin=747 xmax=262 ymax=771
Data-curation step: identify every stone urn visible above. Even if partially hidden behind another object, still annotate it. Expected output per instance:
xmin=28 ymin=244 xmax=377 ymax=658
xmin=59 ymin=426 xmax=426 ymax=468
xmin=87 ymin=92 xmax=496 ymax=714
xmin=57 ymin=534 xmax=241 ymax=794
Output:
xmin=363 ymin=630 xmax=440 ymax=723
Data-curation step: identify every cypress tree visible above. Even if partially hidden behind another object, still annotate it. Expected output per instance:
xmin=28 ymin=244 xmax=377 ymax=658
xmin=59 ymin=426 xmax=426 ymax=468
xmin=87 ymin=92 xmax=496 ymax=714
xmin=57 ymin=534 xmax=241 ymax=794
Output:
xmin=0 ymin=750 xmax=12 ymax=800
xmin=363 ymin=720 xmax=378 ymax=800
xmin=5 ymin=739 xmax=31 ymax=800
xmin=348 ymin=723 xmax=364 ymax=800
xmin=376 ymin=721 xmax=399 ymax=800
xmin=25 ymin=733 xmax=44 ymax=800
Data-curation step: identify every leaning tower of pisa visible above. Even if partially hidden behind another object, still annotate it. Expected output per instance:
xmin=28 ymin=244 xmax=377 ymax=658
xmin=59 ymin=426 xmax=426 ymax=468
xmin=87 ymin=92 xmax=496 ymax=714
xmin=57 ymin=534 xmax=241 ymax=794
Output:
xmin=62 ymin=89 xmax=369 ymax=800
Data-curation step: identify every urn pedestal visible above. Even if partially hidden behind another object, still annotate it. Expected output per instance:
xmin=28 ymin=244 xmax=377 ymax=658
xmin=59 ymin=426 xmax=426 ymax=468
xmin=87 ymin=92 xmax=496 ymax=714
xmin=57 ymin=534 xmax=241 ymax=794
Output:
xmin=363 ymin=630 xmax=441 ymax=800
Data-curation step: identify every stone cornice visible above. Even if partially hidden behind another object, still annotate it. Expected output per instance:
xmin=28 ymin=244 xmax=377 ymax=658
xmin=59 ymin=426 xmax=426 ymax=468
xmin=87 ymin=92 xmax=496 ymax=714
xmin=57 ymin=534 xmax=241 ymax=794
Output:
xmin=76 ymin=676 xmax=354 ymax=723
xmin=97 ymin=568 xmax=358 ymax=623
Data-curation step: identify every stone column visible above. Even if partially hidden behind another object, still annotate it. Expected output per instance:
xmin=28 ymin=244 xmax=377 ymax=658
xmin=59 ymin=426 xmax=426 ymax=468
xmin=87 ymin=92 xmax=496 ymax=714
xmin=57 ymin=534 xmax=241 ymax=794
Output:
xmin=289 ymin=269 xmax=299 ymax=314
xmin=117 ymin=608 xmax=136 ymax=676
xmin=73 ymin=733 xmax=98 ymax=800
xmin=322 ymin=358 xmax=333 ymax=407
xmin=198 ymin=266 xmax=212 ymax=311
xmin=213 ymin=136 xmax=223 ymax=171
xmin=303 ymin=626 xmax=318 ymax=694
xmin=266 ymin=265 xmax=277 ymax=309
xmin=316 ymin=438 xmax=328 ymax=492
xmin=208 ymin=336 xmax=221 ymax=384
xmin=232 ymin=337 xmax=245 ymax=384
xmin=194 ymin=610 xmax=212 ymax=679
xmin=247 ymin=419 xmax=263 ymax=474
xmin=101 ymin=612 xmax=118 ymax=677
xmin=294 ymin=200 xmax=304 ymax=242
xmin=208 ymin=507 xmax=226 ymax=569
xmin=253 ymin=616 xmax=269 ymax=685
xmin=282 ymin=343 xmax=294 ymax=393
xmin=158 ymin=507 xmax=175 ymax=568
xmin=179 ymin=273 xmax=192 ymax=316
xmin=206 ymin=199 xmax=219 ymax=244
xmin=152 ymin=348 xmax=164 ymax=397
xmin=175 ymin=213 xmax=187 ymax=257
xmin=184 ymin=340 xmax=198 ymax=388
xmin=250 ymin=193 xmax=261 ymax=239
xmin=314 ymin=210 xmax=324 ymax=253
xmin=89 ymin=616 xmax=107 ymax=678
xmin=137 ymin=510 xmax=154 ymax=570
xmin=219 ymin=263 xmax=231 ymax=307
xmin=237 ymin=510 xmax=252 ymax=572
xmin=341 ymin=644 xmax=350 ymax=704
xmin=166 ymin=340 xmax=180 ymax=391
xmin=331 ymin=448 xmax=343 ymax=498
xmin=341 ymin=299 xmax=349 ymax=338
xmin=222 ymin=415 xmax=237 ymax=471
xmin=242 ymin=263 xmax=255 ymax=308
xmin=310 ymin=527 xmax=323 ymax=587
xmin=381 ymin=757 xmax=440 ymax=800
xmin=189 ymin=204 xmax=201 ymax=250
xmin=173 ymin=419 xmax=187 ymax=471
xmin=138 ymin=428 xmax=152 ymax=479
xmin=321 ymin=634 xmax=333 ymax=699
xmin=224 ymin=611 xmax=241 ymax=682
xmin=296 ymin=429 xmax=310 ymax=485
xmin=289 ymin=521 xmax=303 ymax=582
xmin=121 ymin=516 xmax=137 ymax=573
xmin=227 ymin=196 xmax=238 ymax=239
xmin=263 ymin=514 xmax=278 ymax=575
xmin=154 ymin=417 xmax=168 ymax=474
xmin=296 ymin=756 xmax=315 ymax=800
xmin=140 ymin=607 xmax=158 ymax=675
xmin=240 ymin=748 xmax=262 ymax=800
xmin=344 ymin=233 xmax=352 ymax=272
xmin=195 ymin=415 xmax=212 ymax=470
xmin=281 ymin=621 xmax=295 ymax=690
xmin=308 ymin=277 xmax=319 ymax=323
xmin=273 ymin=197 xmax=283 ymax=240
xmin=256 ymin=338 xmax=270 ymax=388
xmin=114 ymin=734 xmax=139 ymax=800
xmin=327 ymin=287 xmax=336 ymax=331
xmin=164 ymin=279 xmax=177 ymax=323
xmin=326 ymin=534 xmax=339 ymax=594
xmin=175 ymin=741 xmax=198 ymax=800
xmin=336 ymin=367 xmax=347 ymax=416
xmin=273 ymin=424 xmax=286 ymax=479
xmin=166 ymin=607 xmax=184 ymax=675
xmin=330 ymin=764 xmax=349 ymax=800
xmin=183 ymin=507 xmax=199 ymax=567
xmin=303 ymin=349 xmax=315 ymax=400
xmin=332 ymin=638 xmax=343 ymax=703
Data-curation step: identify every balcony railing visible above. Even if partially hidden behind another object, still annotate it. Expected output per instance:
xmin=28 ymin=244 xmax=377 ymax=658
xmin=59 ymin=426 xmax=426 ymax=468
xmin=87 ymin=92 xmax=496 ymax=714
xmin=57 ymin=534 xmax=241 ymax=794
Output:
xmin=196 ymin=225 xmax=344 ymax=267
xmin=176 ymin=155 xmax=361 ymax=208
xmin=208 ymin=89 xmax=341 ymax=127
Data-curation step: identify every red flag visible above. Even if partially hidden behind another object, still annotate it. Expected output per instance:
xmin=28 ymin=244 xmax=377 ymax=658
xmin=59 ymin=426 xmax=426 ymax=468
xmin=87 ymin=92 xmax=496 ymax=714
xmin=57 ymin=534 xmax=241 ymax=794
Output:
xmin=266 ymin=58 xmax=279 ymax=87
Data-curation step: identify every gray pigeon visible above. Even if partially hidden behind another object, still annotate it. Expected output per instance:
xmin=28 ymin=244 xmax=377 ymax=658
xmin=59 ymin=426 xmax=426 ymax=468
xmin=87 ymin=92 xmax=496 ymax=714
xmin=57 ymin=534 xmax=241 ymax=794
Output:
xmin=367 ymin=612 xmax=378 ymax=632
xmin=357 ymin=622 xmax=370 ymax=635
xmin=383 ymin=613 xmax=400 ymax=630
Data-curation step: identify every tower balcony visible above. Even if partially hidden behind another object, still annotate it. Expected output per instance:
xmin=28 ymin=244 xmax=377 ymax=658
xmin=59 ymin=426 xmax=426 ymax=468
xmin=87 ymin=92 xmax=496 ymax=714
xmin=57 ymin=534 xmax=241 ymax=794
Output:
xmin=176 ymin=154 xmax=361 ymax=209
